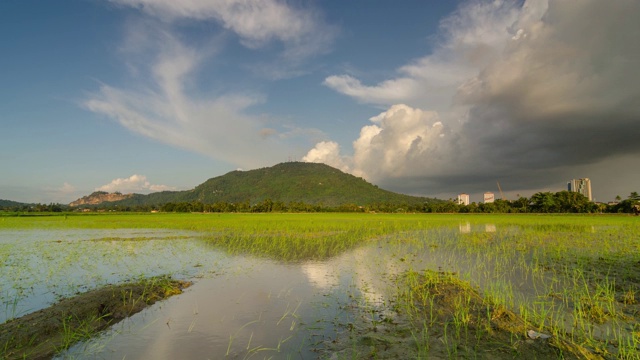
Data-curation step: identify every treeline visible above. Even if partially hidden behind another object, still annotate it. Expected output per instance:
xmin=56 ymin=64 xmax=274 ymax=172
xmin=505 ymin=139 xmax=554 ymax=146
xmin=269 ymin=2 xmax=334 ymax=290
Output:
xmin=135 ymin=191 xmax=640 ymax=214
xmin=437 ymin=191 xmax=639 ymax=214
xmin=0 ymin=203 xmax=66 ymax=213
xmin=2 ymin=191 xmax=638 ymax=214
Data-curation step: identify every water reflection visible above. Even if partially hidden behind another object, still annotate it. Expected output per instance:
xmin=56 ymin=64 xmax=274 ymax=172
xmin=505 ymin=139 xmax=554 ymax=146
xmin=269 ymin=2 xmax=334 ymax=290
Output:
xmin=0 ymin=229 xmax=222 ymax=323
xmin=5 ymin=223 xmax=630 ymax=358
xmin=60 ymin=243 xmax=409 ymax=359
xmin=301 ymin=262 xmax=339 ymax=290
xmin=60 ymin=259 xmax=339 ymax=359
xmin=458 ymin=222 xmax=496 ymax=233
xmin=459 ymin=221 xmax=471 ymax=233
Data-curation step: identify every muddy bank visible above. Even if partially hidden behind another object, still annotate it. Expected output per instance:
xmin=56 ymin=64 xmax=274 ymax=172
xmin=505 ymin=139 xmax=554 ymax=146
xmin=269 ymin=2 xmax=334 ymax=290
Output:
xmin=0 ymin=277 xmax=191 ymax=360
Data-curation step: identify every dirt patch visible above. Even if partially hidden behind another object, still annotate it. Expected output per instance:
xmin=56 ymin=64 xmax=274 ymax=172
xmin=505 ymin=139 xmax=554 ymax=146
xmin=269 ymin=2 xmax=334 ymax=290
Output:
xmin=322 ymin=270 xmax=601 ymax=359
xmin=0 ymin=277 xmax=191 ymax=360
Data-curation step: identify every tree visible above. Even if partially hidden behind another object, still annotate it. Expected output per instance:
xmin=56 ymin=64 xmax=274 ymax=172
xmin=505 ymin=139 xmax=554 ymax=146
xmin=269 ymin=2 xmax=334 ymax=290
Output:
xmin=493 ymin=199 xmax=512 ymax=213
xmin=512 ymin=197 xmax=530 ymax=213
xmin=479 ymin=202 xmax=497 ymax=213
xmin=554 ymin=191 xmax=592 ymax=213
xmin=530 ymin=192 xmax=557 ymax=213
xmin=606 ymin=192 xmax=639 ymax=214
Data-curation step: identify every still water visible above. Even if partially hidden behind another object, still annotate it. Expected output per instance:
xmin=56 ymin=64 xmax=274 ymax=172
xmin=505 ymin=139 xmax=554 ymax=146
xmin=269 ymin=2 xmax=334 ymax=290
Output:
xmin=1 ymin=225 xmax=572 ymax=359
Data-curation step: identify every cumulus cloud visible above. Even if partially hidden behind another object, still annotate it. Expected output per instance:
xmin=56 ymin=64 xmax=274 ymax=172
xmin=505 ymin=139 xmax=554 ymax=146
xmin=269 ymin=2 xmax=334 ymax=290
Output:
xmin=301 ymin=141 xmax=350 ymax=173
xmin=314 ymin=0 xmax=640 ymax=200
xmin=305 ymin=105 xmax=447 ymax=180
xmin=97 ymin=174 xmax=175 ymax=193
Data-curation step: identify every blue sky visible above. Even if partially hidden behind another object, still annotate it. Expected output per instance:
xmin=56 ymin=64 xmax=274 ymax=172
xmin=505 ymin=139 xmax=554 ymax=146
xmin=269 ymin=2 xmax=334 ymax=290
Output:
xmin=1 ymin=0 xmax=639 ymax=204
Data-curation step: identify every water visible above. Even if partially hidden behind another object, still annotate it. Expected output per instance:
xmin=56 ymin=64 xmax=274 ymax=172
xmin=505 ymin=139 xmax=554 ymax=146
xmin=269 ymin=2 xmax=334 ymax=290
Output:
xmin=56 ymin=225 xmax=539 ymax=359
xmin=0 ymin=229 xmax=224 ymax=323
xmin=2 ymin=224 xmax=634 ymax=358
xmin=60 ymin=260 xmax=341 ymax=359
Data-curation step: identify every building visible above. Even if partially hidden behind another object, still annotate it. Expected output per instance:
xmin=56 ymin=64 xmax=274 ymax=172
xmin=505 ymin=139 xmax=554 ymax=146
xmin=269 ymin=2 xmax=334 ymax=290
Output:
xmin=568 ymin=178 xmax=592 ymax=201
xmin=483 ymin=192 xmax=495 ymax=203
xmin=457 ymin=193 xmax=470 ymax=206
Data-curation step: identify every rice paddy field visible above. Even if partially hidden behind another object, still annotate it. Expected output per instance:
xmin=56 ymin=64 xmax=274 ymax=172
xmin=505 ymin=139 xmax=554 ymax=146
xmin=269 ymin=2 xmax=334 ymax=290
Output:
xmin=1 ymin=213 xmax=639 ymax=359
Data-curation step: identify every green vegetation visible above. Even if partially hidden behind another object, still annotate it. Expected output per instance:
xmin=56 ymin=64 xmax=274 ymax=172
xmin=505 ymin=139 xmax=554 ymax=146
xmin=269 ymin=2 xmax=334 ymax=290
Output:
xmin=315 ymin=215 xmax=640 ymax=358
xmin=95 ymin=162 xmax=440 ymax=208
xmin=2 ymin=213 xmax=640 ymax=358
xmin=388 ymin=270 xmax=592 ymax=359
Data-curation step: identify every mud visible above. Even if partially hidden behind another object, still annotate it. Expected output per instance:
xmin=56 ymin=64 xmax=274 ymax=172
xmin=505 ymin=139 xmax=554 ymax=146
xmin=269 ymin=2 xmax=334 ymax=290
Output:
xmin=0 ymin=277 xmax=190 ymax=360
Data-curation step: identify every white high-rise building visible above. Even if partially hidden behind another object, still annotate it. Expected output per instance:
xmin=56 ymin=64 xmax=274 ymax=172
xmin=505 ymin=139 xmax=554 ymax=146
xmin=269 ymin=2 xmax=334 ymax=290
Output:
xmin=484 ymin=192 xmax=495 ymax=203
xmin=457 ymin=193 xmax=470 ymax=205
xmin=568 ymin=178 xmax=592 ymax=201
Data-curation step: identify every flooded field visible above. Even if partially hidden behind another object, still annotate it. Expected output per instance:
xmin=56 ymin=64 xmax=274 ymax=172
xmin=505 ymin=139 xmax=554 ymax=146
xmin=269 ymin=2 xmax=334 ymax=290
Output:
xmin=1 ymin=213 xmax=639 ymax=359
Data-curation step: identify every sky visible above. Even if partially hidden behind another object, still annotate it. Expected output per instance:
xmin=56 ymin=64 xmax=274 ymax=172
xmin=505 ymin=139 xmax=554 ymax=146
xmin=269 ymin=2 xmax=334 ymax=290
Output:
xmin=1 ymin=0 xmax=639 ymax=205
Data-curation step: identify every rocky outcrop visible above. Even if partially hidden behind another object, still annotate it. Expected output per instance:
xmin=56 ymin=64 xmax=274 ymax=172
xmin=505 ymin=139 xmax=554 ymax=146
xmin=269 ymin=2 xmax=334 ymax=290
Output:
xmin=69 ymin=191 xmax=133 ymax=207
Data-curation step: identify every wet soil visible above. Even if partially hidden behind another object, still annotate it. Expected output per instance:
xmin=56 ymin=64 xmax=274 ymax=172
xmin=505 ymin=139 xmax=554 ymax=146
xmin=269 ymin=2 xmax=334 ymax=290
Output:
xmin=0 ymin=278 xmax=191 ymax=360
xmin=322 ymin=270 xmax=603 ymax=359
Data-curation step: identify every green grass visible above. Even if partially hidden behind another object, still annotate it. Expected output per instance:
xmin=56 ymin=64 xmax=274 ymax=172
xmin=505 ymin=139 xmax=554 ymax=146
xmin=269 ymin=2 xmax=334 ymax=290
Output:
xmin=1 ymin=212 xmax=463 ymax=262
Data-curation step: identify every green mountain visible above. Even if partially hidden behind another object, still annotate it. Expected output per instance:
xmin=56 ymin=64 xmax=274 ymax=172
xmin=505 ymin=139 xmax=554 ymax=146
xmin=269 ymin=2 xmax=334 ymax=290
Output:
xmin=0 ymin=199 xmax=30 ymax=208
xmin=105 ymin=162 xmax=439 ymax=207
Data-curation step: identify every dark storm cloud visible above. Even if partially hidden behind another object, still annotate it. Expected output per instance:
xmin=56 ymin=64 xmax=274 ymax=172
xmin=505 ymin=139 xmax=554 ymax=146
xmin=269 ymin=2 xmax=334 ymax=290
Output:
xmin=312 ymin=0 xmax=640 ymax=201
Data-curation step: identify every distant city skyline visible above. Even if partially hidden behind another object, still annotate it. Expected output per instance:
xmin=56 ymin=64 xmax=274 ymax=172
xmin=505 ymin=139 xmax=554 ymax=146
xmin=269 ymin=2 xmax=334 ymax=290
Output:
xmin=1 ymin=0 xmax=639 ymax=204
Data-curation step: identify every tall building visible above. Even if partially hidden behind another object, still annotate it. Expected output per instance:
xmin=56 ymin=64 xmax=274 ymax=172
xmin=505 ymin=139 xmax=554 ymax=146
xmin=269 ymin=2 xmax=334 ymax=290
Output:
xmin=568 ymin=178 xmax=592 ymax=201
xmin=457 ymin=193 xmax=470 ymax=205
xmin=483 ymin=192 xmax=495 ymax=203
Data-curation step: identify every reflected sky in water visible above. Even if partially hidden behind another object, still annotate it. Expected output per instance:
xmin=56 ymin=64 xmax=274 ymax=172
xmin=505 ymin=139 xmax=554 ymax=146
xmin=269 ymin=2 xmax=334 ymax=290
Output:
xmin=3 ymin=222 xmax=626 ymax=358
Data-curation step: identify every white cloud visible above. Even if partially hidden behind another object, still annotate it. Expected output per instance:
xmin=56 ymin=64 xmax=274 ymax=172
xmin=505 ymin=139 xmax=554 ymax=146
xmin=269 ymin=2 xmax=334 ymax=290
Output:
xmin=85 ymin=24 xmax=297 ymax=168
xmin=109 ymin=0 xmax=336 ymax=59
xmin=97 ymin=174 xmax=175 ymax=194
xmin=323 ymin=0 xmax=520 ymax=110
xmin=304 ymin=104 xmax=446 ymax=181
xmin=302 ymin=141 xmax=350 ymax=173
xmin=87 ymin=0 xmax=331 ymax=170
xmin=323 ymin=75 xmax=421 ymax=106
xmin=317 ymin=0 xmax=640 ymax=200
xmin=358 ymin=105 xmax=444 ymax=178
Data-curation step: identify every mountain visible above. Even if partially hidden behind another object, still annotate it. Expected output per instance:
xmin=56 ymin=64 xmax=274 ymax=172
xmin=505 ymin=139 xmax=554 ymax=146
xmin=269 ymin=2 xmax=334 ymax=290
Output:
xmin=79 ymin=162 xmax=440 ymax=207
xmin=188 ymin=162 xmax=437 ymax=206
xmin=0 ymin=199 xmax=30 ymax=208
xmin=69 ymin=191 xmax=134 ymax=207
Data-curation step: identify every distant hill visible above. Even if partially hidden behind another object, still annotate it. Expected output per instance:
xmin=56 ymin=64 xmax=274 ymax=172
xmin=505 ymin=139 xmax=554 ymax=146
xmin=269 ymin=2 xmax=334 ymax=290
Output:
xmin=69 ymin=191 xmax=133 ymax=207
xmin=91 ymin=162 xmax=439 ymax=207
xmin=0 ymin=199 xmax=30 ymax=208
